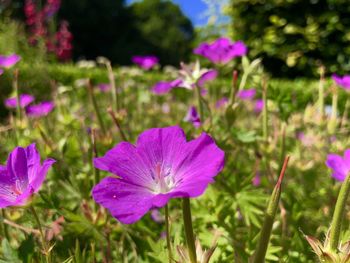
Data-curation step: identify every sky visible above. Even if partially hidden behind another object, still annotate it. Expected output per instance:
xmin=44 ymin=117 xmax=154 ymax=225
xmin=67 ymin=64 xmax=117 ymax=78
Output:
xmin=126 ymin=0 xmax=228 ymax=27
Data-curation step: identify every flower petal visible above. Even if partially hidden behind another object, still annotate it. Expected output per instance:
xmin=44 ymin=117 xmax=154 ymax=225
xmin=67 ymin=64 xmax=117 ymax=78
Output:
xmin=92 ymin=177 xmax=154 ymax=224
xmin=7 ymin=147 xmax=28 ymax=190
xmin=171 ymin=133 xmax=225 ymax=197
xmin=326 ymin=154 xmax=348 ymax=181
xmin=30 ymin=158 xmax=56 ymax=193
xmin=94 ymin=142 xmax=155 ymax=187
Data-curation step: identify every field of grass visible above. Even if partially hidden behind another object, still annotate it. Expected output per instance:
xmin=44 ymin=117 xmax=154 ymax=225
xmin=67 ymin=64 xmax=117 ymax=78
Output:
xmin=0 ymin=57 xmax=349 ymax=262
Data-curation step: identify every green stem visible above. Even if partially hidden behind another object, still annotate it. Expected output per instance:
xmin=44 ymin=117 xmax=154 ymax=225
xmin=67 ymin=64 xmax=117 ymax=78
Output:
xmin=107 ymin=108 xmax=128 ymax=141
xmin=195 ymin=84 xmax=204 ymax=121
xmin=253 ymin=156 xmax=289 ymax=263
xmin=328 ymin=174 xmax=350 ymax=251
xmin=1 ymin=210 xmax=10 ymax=240
xmin=14 ymin=69 xmax=22 ymax=122
xmin=182 ymin=198 xmax=197 ymax=263
xmin=318 ymin=66 xmax=325 ymax=121
xmin=88 ymin=81 xmax=107 ymax=135
xmin=165 ymin=204 xmax=172 ymax=263
xmin=106 ymin=62 xmax=119 ymax=112
xmin=29 ymin=205 xmax=50 ymax=263
xmin=262 ymin=79 xmax=268 ymax=143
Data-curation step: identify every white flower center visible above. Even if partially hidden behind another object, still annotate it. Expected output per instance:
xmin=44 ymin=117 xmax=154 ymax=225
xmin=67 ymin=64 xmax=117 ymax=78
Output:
xmin=151 ymin=162 xmax=177 ymax=194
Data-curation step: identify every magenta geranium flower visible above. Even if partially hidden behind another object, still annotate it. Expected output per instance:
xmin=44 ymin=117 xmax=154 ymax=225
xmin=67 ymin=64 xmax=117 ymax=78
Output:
xmin=97 ymin=83 xmax=111 ymax=92
xmin=326 ymin=150 xmax=350 ymax=181
xmin=0 ymin=144 xmax=55 ymax=208
xmin=194 ymin=37 xmax=247 ymax=64
xmin=332 ymin=74 xmax=350 ymax=90
xmin=132 ymin=55 xmax=159 ymax=70
xmin=254 ymin=99 xmax=264 ymax=113
xmin=151 ymin=79 xmax=183 ymax=94
xmin=197 ymin=69 xmax=218 ymax=88
xmin=184 ymin=106 xmax=201 ymax=128
xmin=0 ymin=54 xmax=21 ymax=68
xmin=92 ymin=126 xmax=225 ymax=224
xmin=216 ymin=97 xmax=229 ymax=109
xmin=5 ymin=94 xmax=34 ymax=109
xmin=26 ymin=101 xmax=55 ymax=118
xmin=238 ymin=89 xmax=256 ymax=100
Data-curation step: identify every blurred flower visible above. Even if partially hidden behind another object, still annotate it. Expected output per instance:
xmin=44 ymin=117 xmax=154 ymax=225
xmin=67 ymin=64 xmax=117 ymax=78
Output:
xmin=0 ymin=69 xmax=3 ymax=75
xmin=76 ymin=60 xmax=96 ymax=68
xmin=179 ymin=61 xmax=217 ymax=89
xmin=254 ymin=99 xmax=264 ymax=113
xmin=332 ymin=74 xmax=350 ymax=90
xmin=184 ymin=106 xmax=201 ymax=128
xmin=0 ymin=54 xmax=21 ymax=68
xmin=5 ymin=94 xmax=34 ymax=109
xmin=151 ymin=79 xmax=183 ymax=94
xmin=216 ymin=97 xmax=229 ymax=109
xmin=238 ymin=89 xmax=256 ymax=100
xmin=97 ymin=83 xmax=111 ymax=92
xmin=252 ymin=172 xmax=261 ymax=186
xmin=194 ymin=37 xmax=247 ymax=64
xmin=197 ymin=69 xmax=218 ymax=88
xmin=43 ymin=0 xmax=61 ymax=18
xmin=26 ymin=101 xmax=55 ymax=118
xmin=152 ymin=62 xmax=217 ymax=95
xmin=92 ymin=126 xmax=225 ymax=224
xmin=55 ymin=21 xmax=73 ymax=61
xmin=132 ymin=55 xmax=159 ymax=70
xmin=150 ymin=209 xmax=164 ymax=223
xmin=326 ymin=149 xmax=350 ymax=181
xmin=0 ymin=144 xmax=55 ymax=208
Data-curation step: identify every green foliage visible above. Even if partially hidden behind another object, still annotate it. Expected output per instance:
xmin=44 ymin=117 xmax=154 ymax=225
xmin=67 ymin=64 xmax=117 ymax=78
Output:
xmin=130 ymin=0 xmax=194 ymax=65
xmin=57 ymin=0 xmax=194 ymax=65
xmin=230 ymin=0 xmax=350 ymax=77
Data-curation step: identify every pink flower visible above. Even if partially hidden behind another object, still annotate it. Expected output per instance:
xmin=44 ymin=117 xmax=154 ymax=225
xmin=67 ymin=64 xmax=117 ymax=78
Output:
xmin=0 ymin=144 xmax=55 ymax=208
xmin=26 ymin=101 xmax=55 ymax=118
xmin=92 ymin=126 xmax=225 ymax=224
xmin=151 ymin=79 xmax=183 ymax=94
xmin=0 ymin=54 xmax=21 ymax=68
xmin=97 ymin=83 xmax=111 ymax=92
xmin=332 ymin=74 xmax=350 ymax=90
xmin=184 ymin=106 xmax=201 ymax=128
xmin=238 ymin=89 xmax=256 ymax=100
xmin=5 ymin=94 xmax=34 ymax=109
xmin=194 ymin=37 xmax=247 ymax=64
xmin=132 ymin=56 xmax=159 ymax=70
xmin=326 ymin=149 xmax=350 ymax=181
xmin=254 ymin=99 xmax=264 ymax=113
xmin=216 ymin=97 xmax=229 ymax=109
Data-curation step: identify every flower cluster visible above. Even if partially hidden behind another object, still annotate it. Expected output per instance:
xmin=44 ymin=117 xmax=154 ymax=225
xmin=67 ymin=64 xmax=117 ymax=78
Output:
xmin=5 ymin=94 xmax=54 ymax=118
xmin=24 ymin=0 xmax=73 ymax=61
xmin=194 ymin=37 xmax=247 ymax=64
xmin=132 ymin=55 xmax=159 ymax=70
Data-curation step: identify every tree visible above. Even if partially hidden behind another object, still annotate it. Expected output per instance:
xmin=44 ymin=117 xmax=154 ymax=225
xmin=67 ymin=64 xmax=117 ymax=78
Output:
xmin=129 ymin=0 xmax=195 ymax=66
xmin=230 ymin=0 xmax=350 ymax=77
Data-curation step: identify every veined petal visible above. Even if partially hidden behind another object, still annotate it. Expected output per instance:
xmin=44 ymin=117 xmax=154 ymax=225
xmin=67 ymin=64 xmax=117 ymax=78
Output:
xmin=7 ymin=147 xmax=28 ymax=191
xmin=94 ymin=142 xmax=155 ymax=187
xmin=172 ymin=133 xmax=225 ymax=197
xmin=92 ymin=177 xmax=154 ymax=224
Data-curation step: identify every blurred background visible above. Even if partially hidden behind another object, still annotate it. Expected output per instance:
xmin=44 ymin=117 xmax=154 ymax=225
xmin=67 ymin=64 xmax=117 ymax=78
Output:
xmin=0 ymin=0 xmax=350 ymax=77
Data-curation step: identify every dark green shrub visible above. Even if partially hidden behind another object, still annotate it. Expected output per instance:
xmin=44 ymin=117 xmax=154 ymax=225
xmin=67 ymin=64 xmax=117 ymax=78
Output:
xmin=230 ymin=0 xmax=350 ymax=77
